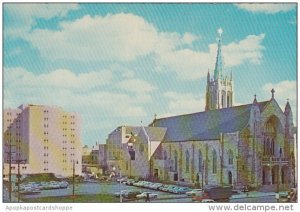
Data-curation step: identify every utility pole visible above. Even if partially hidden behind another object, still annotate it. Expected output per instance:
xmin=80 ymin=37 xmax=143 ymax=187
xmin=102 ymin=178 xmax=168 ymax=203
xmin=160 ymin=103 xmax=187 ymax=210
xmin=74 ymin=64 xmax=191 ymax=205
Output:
xmin=14 ymin=159 xmax=26 ymax=202
xmin=72 ymin=161 xmax=75 ymax=202
xmin=5 ymin=139 xmax=15 ymax=202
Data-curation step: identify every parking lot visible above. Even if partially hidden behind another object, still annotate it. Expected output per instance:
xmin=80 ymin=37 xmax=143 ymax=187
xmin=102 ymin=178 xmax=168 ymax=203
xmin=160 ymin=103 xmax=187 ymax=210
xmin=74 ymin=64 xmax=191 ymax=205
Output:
xmin=17 ymin=180 xmax=192 ymax=202
xmin=5 ymin=178 xmax=283 ymax=203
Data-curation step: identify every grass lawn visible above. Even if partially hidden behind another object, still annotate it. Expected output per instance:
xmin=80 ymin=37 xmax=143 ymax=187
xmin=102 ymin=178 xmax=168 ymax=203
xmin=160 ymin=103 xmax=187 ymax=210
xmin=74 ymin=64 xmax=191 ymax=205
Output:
xmin=22 ymin=194 xmax=120 ymax=203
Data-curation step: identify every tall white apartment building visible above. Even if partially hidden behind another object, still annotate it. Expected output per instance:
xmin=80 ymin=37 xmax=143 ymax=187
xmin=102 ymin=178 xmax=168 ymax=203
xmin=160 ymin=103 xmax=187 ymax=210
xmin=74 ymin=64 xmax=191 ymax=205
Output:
xmin=3 ymin=104 xmax=82 ymax=177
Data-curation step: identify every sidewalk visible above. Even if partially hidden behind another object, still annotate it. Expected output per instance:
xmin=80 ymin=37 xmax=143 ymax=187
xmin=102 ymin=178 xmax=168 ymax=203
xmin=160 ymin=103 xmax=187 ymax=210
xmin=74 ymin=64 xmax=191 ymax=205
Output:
xmin=230 ymin=191 xmax=275 ymax=200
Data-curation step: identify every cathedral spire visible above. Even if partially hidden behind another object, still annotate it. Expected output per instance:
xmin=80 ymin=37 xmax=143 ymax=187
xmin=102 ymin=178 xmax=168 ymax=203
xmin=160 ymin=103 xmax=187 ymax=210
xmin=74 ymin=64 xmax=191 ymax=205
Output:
xmin=214 ymin=28 xmax=223 ymax=80
xmin=207 ymin=69 xmax=210 ymax=82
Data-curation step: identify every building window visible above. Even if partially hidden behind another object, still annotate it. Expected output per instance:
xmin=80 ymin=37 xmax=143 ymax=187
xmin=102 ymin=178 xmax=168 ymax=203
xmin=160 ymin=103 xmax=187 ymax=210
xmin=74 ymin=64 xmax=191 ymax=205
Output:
xmin=227 ymin=95 xmax=230 ymax=107
xmin=164 ymin=150 xmax=167 ymax=160
xmin=139 ymin=144 xmax=144 ymax=153
xmin=174 ymin=150 xmax=178 ymax=172
xmin=212 ymin=149 xmax=217 ymax=174
xmin=222 ymin=94 xmax=225 ymax=108
xmin=228 ymin=149 xmax=233 ymax=165
xmin=185 ymin=150 xmax=190 ymax=173
xmin=198 ymin=150 xmax=203 ymax=172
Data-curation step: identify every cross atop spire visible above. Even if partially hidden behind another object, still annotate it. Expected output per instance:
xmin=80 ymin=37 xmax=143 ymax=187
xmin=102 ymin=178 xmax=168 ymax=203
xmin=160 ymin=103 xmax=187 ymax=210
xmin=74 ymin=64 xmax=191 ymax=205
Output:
xmin=253 ymin=94 xmax=258 ymax=104
xmin=271 ymin=88 xmax=275 ymax=99
xmin=217 ymin=28 xmax=223 ymax=38
xmin=214 ymin=28 xmax=223 ymax=80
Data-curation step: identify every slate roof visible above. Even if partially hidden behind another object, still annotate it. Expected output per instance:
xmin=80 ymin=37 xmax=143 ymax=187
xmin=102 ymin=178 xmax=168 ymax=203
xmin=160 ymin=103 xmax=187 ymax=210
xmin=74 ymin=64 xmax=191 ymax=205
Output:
xmin=152 ymin=101 xmax=269 ymax=142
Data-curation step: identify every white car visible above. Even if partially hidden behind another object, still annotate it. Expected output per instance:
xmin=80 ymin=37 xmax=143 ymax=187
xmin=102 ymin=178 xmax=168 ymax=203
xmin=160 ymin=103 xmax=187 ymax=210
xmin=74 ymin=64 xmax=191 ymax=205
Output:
xmin=186 ymin=189 xmax=203 ymax=196
xmin=201 ymin=199 xmax=215 ymax=203
xmin=136 ymin=192 xmax=158 ymax=200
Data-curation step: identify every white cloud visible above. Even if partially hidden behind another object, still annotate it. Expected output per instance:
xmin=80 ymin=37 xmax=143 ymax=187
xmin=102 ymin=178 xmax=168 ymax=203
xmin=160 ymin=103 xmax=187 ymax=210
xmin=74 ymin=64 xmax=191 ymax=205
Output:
xmin=4 ymin=67 xmax=112 ymax=91
xmin=163 ymin=91 xmax=205 ymax=116
xmin=4 ymin=3 xmax=79 ymax=37
xmin=262 ymin=80 xmax=296 ymax=122
xmin=222 ymin=34 xmax=265 ymax=66
xmin=4 ymin=67 xmax=149 ymax=118
xmin=262 ymin=80 xmax=296 ymax=102
xmin=11 ymin=12 xmax=265 ymax=81
xmin=235 ymin=3 xmax=295 ymax=14
xmin=118 ymin=79 xmax=155 ymax=93
xmin=181 ymin=32 xmax=199 ymax=45
xmin=158 ymin=33 xmax=265 ymax=80
xmin=27 ymin=14 xmax=158 ymax=61
xmin=25 ymin=13 xmax=200 ymax=62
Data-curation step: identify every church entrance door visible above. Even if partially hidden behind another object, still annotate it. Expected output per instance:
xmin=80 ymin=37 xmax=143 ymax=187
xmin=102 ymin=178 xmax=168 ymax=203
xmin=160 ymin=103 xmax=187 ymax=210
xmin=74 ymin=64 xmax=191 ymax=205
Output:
xmin=228 ymin=171 xmax=232 ymax=185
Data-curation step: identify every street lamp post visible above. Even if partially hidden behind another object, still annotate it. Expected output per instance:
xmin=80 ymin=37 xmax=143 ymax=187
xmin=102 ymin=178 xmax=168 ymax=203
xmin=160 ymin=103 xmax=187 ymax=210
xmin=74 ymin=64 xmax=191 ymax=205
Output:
xmin=72 ymin=160 xmax=78 ymax=202
xmin=113 ymin=166 xmax=122 ymax=203
xmin=276 ymin=150 xmax=282 ymax=203
xmin=119 ymin=168 xmax=122 ymax=203
xmin=201 ymin=160 xmax=205 ymax=189
xmin=128 ymin=135 xmax=135 ymax=178
xmin=16 ymin=159 xmax=26 ymax=202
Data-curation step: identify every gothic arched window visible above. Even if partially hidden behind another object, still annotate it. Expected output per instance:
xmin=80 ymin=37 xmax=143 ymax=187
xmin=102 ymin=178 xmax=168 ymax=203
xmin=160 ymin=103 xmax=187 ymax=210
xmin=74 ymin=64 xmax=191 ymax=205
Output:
xmin=227 ymin=95 xmax=230 ymax=107
xmin=164 ymin=150 xmax=167 ymax=160
xmin=266 ymin=138 xmax=270 ymax=155
xmin=186 ymin=150 xmax=190 ymax=173
xmin=271 ymin=139 xmax=275 ymax=155
xmin=212 ymin=149 xmax=217 ymax=174
xmin=228 ymin=149 xmax=233 ymax=165
xmin=174 ymin=150 xmax=178 ymax=172
xmin=198 ymin=150 xmax=203 ymax=172
xmin=222 ymin=94 xmax=225 ymax=108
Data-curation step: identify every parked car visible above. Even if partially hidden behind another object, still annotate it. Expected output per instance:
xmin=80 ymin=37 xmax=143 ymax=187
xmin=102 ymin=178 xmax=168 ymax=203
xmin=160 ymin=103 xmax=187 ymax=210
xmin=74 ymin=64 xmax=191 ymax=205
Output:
xmin=19 ymin=187 xmax=41 ymax=195
xmin=242 ymin=185 xmax=249 ymax=192
xmin=151 ymin=183 xmax=163 ymax=190
xmin=114 ymin=190 xmax=127 ymax=197
xmin=136 ymin=192 xmax=158 ymax=200
xmin=201 ymin=199 xmax=215 ymax=203
xmin=186 ymin=189 xmax=203 ymax=196
xmin=123 ymin=190 xmax=142 ymax=199
xmin=117 ymin=177 xmax=128 ymax=183
xmin=176 ymin=187 xmax=192 ymax=194
xmin=125 ymin=179 xmax=136 ymax=186
xmin=192 ymin=186 xmax=232 ymax=202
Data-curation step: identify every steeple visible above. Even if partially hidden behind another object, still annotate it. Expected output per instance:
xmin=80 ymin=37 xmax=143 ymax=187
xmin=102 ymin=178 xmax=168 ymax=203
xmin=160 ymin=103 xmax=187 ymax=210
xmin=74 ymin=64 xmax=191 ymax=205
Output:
xmin=205 ymin=28 xmax=234 ymax=111
xmin=214 ymin=28 xmax=223 ymax=80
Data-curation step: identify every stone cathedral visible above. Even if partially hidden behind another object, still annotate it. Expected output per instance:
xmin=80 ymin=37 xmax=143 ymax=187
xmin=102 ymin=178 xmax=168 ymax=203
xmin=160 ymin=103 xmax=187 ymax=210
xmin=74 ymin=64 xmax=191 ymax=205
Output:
xmin=107 ymin=29 xmax=296 ymax=191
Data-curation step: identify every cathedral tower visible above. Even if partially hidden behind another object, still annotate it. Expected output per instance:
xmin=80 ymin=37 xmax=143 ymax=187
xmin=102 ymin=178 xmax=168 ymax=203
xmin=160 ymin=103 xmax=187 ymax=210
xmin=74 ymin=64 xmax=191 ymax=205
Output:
xmin=205 ymin=28 xmax=234 ymax=111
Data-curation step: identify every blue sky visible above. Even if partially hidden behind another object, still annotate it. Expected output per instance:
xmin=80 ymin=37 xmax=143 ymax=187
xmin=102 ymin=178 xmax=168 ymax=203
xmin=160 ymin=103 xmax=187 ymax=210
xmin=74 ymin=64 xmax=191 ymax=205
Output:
xmin=3 ymin=3 xmax=297 ymax=147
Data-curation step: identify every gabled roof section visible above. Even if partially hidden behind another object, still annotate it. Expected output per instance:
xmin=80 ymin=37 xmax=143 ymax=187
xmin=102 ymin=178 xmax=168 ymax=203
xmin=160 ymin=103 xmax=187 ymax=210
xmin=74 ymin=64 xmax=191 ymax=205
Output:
xmin=143 ymin=127 xmax=167 ymax=141
xmin=125 ymin=126 xmax=142 ymax=135
xmin=153 ymin=101 xmax=269 ymax=142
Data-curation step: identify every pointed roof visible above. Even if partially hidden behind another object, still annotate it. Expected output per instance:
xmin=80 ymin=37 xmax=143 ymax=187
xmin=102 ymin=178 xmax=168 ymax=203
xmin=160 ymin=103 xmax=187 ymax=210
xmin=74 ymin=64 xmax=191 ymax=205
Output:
xmin=141 ymin=126 xmax=167 ymax=141
xmin=284 ymin=99 xmax=292 ymax=114
xmin=214 ymin=28 xmax=223 ymax=80
xmin=153 ymin=101 xmax=269 ymax=142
